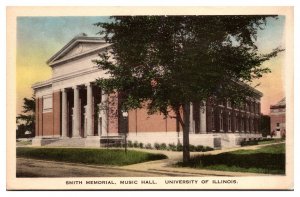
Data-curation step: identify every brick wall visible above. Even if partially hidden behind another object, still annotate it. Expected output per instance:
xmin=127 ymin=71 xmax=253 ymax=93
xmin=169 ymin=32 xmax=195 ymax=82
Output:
xmin=42 ymin=112 xmax=53 ymax=136
xmin=128 ymin=107 xmax=178 ymax=133
xmin=53 ymin=91 xmax=61 ymax=136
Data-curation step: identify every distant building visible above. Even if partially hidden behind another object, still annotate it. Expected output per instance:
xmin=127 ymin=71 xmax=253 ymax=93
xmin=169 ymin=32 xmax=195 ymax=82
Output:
xmin=270 ymin=98 xmax=286 ymax=138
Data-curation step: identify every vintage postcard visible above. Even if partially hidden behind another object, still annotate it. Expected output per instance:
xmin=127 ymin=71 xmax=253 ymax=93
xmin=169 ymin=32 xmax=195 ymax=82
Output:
xmin=6 ymin=6 xmax=294 ymax=190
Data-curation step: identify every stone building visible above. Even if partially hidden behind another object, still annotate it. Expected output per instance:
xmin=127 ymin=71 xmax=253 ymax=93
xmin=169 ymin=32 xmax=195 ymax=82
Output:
xmin=270 ymin=98 xmax=286 ymax=138
xmin=32 ymin=35 xmax=263 ymax=149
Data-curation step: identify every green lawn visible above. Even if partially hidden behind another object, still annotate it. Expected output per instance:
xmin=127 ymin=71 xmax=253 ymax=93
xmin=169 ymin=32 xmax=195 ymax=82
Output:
xmin=257 ymin=138 xmax=285 ymax=145
xmin=177 ymin=143 xmax=285 ymax=174
xmin=17 ymin=147 xmax=167 ymax=166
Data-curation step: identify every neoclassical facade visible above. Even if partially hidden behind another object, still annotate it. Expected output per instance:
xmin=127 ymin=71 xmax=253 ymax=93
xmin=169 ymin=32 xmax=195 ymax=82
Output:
xmin=32 ymin=35 xmax=263 ymax=148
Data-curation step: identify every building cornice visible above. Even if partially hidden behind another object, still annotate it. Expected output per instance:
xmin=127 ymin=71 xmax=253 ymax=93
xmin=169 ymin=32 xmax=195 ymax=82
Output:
xmin=32 ymin=67 xmax=104 ymax=90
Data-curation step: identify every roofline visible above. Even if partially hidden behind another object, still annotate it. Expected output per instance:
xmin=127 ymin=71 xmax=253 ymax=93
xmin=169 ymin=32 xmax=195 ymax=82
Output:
xmin=46 ymin=36 xmax=107 ymax=65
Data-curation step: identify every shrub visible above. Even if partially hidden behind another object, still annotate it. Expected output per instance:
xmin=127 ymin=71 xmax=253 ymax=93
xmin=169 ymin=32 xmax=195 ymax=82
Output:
xmin=139 ymin=142 xmax=144 ymax=149
xmin=189 ymin=144 xmax=196 ymax=152
xmin=176 ymin=143 xmax=183 ymax=151
xmin=160 ymin=143 xmax=167 ymax=150
xmin=168 ymin=143 xmax=177 ymax=151
xmin=154 ymin=143 xmax=160 ymax=150
xmin=127 ymin=140 xmax=133 ymax=148
xmin=133 ymin=141 xmax=139 ymax=148
xmin=203 ymin=146 xmax=214 ymax=152
xmin=145 ymin=143 xmax=152 ymax=149
xmin=195 ymin=145 xmax=204 ymax=152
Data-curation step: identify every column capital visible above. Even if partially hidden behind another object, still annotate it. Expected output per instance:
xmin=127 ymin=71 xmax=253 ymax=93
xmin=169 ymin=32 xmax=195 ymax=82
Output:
xmin=85 ymin=82 xmax=92 ymax=87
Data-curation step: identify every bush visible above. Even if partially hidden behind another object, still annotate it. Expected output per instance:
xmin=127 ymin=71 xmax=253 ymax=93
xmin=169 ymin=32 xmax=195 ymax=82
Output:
xmin=160 ymin=143 xmax=167 ymax=150
xmin=139 ymin=142 xmax=144 ymax=149
xmin=189 ymin=145 xmax=196 ymax=152
xmin=241 ymin=139 xmax=258 ymax=146
xmin=168 ymin=143 xmax=177 ymax=151
xmin=145 ymin=143 xmax=152 ymax=149
xmin=203 ymin=146 xmax=214 ymax=151
xmin=154 ymin=143 xmax=160 ymax=150
xmin=127 ymin=140 xmax=133 ymax=148
xmin=133 ymin=141 xmax=139 ymax=148
xmin=195 ymin=145 xmax=204 ymax=152
xmin=176 ymin=143 xmax=183 ymax=151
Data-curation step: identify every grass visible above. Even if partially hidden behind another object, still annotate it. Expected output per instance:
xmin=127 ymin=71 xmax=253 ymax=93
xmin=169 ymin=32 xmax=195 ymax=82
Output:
xmin=16 ymin=141 xmax=32 ymax=146
xmin=257 ymin=138 xmax=285 ymax=145
xmin=177 ymin=143 xmax=285 ymax=174
xmin=17 ymin=147 xmax=167 ymax=166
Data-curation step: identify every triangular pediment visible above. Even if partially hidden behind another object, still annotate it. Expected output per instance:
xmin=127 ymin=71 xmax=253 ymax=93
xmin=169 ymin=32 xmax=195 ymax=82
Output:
xmin=56 ymin=42 xmax=103 ymax=61
xmin=47 ymin=36 xmax=111 ymax=66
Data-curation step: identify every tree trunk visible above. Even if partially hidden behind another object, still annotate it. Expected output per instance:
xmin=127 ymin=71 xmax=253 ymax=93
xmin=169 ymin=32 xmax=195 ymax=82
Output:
xmin=182 ymin=103 xmax=190 ymax=163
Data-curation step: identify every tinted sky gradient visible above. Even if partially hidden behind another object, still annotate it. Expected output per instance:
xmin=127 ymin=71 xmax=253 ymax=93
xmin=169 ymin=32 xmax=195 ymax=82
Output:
xmin=16 ymin=16 xmax=285 ymax=115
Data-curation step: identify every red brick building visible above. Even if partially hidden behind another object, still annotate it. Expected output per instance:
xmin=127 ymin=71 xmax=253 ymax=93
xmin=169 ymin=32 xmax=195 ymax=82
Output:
xmin=270 ymin=98 xmax=286 ymax=138
xmin=32 ymin=35 xmax=263 ymax=149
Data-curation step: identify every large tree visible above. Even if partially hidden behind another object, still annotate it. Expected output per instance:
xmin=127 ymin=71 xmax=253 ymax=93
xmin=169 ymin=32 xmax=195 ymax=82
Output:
xmin=94 ymin=16 xmax=282 ymax=163
xmin=16 ymin=96 xmax=35 ymax=138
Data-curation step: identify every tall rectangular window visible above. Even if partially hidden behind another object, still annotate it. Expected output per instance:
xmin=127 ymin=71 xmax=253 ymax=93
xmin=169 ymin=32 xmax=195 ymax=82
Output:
xmin=43 ymin=95 xmax=53 ymax=113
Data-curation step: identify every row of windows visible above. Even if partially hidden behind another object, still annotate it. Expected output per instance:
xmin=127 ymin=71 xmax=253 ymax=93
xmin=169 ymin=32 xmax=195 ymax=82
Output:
xmin=219 ymin=100 xmax=260 ymax=114
xmin=210 ymin=110 xmax=259 ymax=132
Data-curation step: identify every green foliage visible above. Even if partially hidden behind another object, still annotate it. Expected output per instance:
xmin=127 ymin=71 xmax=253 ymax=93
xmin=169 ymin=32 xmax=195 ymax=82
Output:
xmin=145 ymin=143 xmax=152 ymax=149
xmin=257 ymin=138 xmax=284 ymax=145
xmin=261 ymin=115 xmax=271 ymax=137
xmin=177 ymin=144 xmax=285 ymax=174
xmin=176 ymin=143 xmax=183 ymax=151
xmin=127 ymin=140 xmax=133 ymax=147
xmin=195 ymin=145 xmax=204 ymax=152
xmin=241 ymin=139 xmax=259 ymax=146
xmin=139 ymin=142 xmax=144 ymax=149
xmin=168 ymin=143 xmax=177 ymax=151
xmin=160 ymin=143 xmax=167 ymax=150
xmin=94 ymin=16 xmax=283 ymax=117
xmin=189 ymin=145 xmax=195 ymax=152
xmin=154 ymin=143 xmax=160 ymax=150
xmin=17 ymin=147 xmax=167 ymax=166
xmin=16 ymin=96 xmax=36 ymax=138
xmin=94 ymin=16 xmax=283 ymax=162
xmin=133 ymin=141 xmax=139 ymax=148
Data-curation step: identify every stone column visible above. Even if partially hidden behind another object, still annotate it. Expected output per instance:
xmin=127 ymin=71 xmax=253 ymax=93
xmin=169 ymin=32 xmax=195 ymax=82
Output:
xmin=86 ymin=83 xmax=93 ymax=136
xmin=100 ymin=90 xmax=108 ymax=136
xmin=200 ymin=102 xmax=207 ymax=134
xmin=72 ymin=86 xmax=80 ymax=138
xmin=189 ymin=102 xmax=194 ymax=133
xmin=61 ymin=89 xmax=68 ymax=138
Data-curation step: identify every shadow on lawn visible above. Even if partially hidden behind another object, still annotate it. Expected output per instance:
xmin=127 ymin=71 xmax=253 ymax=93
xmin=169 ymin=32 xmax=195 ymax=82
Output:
xmin=180 ymin=152 xmax=285 ymax=174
